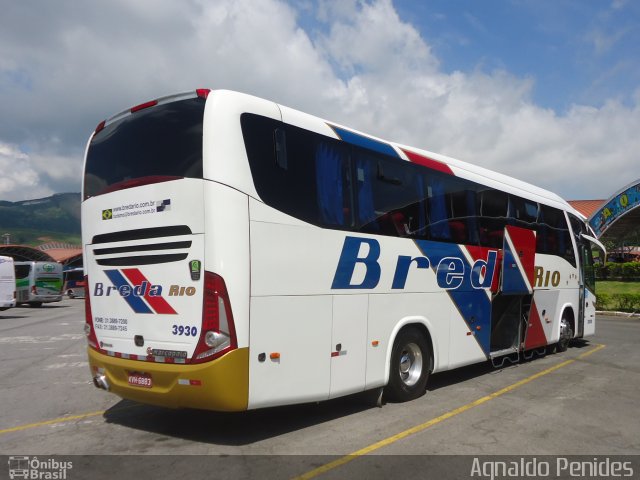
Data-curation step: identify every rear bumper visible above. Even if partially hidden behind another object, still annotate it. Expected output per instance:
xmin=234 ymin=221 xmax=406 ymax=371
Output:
xmin=31 ymin=295 xmax=62 ymax=303
xmin=87 ymin=347 xmax=249 ymax=411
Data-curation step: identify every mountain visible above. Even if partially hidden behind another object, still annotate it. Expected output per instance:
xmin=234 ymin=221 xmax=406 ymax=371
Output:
xmin=0 ymin=193 xmax=81 ymax=246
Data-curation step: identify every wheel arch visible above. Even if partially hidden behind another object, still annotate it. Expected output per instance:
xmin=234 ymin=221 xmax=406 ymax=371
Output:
xmin=559 ymin=303 xmax=576 ymax=339
xmin=383 ymin=317 xmax=435 ymax=386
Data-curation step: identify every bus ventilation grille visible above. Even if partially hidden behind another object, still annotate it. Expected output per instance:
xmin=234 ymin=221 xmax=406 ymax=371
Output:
xmin=91 ymin=225 xmax=193 ymax=266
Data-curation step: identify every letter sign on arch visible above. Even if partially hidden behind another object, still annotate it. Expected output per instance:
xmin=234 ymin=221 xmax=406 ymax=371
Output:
xmin=590 ymin=180 xmax=640 ymax=238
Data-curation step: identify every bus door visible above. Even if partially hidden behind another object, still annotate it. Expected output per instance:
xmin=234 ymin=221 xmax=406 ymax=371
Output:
xmin=578 ymin=235 xmax=605 ymax=337
xmin=490 ymin=226 xmax=536 ymax=355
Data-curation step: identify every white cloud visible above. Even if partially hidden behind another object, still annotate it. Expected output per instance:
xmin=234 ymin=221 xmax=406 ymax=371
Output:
xmin=0 ymin=0 xmax=637 ymax=202
xmin=300 ymin=0 xmax=640 ymax=200
xmin=0 ymin=142 xmax=52 ymax=201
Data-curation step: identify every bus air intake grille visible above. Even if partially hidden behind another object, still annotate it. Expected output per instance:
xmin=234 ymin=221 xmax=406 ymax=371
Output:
xmin=92 ymin=225 xmax=192 ymax=244
xmin=96 ymin=253 xmax=189 ymax=266
xmin=93 ymin=241 xmax=192 ymax=256
xmin=91 ymin=225 xmax=193 ymax=266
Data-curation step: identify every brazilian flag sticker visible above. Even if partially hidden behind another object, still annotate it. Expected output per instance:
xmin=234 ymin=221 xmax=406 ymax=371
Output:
xmin=102 ymin=209 xmax=113 ymax=220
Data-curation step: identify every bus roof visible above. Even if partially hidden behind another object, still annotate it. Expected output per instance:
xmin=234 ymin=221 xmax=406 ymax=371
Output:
xmin=92 ymin=88 xmax=580 ymax=218
xmin=215 ymin=89 xmax=577 ymax=215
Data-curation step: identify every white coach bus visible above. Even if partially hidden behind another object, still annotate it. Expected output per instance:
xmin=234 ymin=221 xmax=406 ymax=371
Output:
xmin=82 ymin=89 xmax=604 ymax=411
xmin=0 ymin=256 xmax=16 ymax=311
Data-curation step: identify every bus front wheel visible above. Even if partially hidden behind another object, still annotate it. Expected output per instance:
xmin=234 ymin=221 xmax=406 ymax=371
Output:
xmin=556 ymin=315 xmax=573 ymax=352
xmin=385 ymin=327 xmax=430 ymax=402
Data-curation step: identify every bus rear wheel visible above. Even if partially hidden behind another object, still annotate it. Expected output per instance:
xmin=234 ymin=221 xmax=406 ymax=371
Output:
xmin=385 ymin=327 xmax=430 ymax=402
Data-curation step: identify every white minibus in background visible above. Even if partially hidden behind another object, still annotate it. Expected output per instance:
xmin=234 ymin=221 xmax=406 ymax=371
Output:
xmin=14 ymin=261 xmax=63 ymax=307
xmin=0 ymin=256 xmax=16 ymax=311
xmin=82 ymin=88 xmax=604 ymax=412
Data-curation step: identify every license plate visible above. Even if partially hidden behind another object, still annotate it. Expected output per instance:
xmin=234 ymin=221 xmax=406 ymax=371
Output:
xmin=128 ymin=372 xmax=152 ymax=388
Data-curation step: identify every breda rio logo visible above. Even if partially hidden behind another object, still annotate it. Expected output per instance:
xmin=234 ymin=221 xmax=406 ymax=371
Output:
xmin=94 ymin=268 xmax=178 ymax=314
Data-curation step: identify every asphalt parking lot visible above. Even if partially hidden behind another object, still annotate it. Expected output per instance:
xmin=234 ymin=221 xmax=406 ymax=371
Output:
xmin=0 ymin=299 xmax=638 ymax=479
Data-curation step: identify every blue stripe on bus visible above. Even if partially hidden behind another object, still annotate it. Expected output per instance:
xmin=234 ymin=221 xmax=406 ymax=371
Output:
xmin=330 ymin=125 xmax=400 ymax=158
xmin=104 ymin=269 xmax=153 ymax=314
xmin=501 ymin=243 xmax=530 ymax=295
xmin=415 ymin=240 xmax=492 ymax=356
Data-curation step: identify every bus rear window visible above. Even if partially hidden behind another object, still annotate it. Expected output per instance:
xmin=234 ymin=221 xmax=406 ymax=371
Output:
xmin=14 ymin=264 xmax=30 ymax=279
xmin=84 ymin=97 xmax=205 ymax=199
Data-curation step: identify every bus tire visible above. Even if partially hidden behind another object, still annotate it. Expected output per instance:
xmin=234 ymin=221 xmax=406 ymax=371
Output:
xmin=30 ymin=302 xmax=43 ymax=308
xmin=385 ymin=327 xmax=430 ymax=402
xmin=556 ymin=314 xmax=573 ymax=352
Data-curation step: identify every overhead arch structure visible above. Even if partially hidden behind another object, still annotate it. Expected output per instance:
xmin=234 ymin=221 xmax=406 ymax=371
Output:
xmin=589 ymin=179 xmax=640 ymax=240
xmin=0 ymin=245 xmax=56 ymax=262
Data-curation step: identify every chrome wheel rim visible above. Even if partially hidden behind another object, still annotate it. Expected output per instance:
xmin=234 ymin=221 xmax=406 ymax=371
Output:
xmin=560 ymin=317 xmax=570 ymax=339
xmin=399 ymin=342 xmax=423 ymax=386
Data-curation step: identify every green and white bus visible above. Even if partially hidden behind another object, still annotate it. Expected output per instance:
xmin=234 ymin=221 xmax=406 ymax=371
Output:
xmin=14 ymin=261 xmax=63 ymax=307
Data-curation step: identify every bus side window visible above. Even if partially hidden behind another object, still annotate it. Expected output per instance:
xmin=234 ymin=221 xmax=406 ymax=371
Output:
xmin=354 ymin=150 xmax=426 ymax=238
xmin=536 ymin=206 xmax=576 ymax=266
xmin=449 ymin=189 xmax=480 ymax=245
xmin=478 ymin=190 xmax=508 ymax=248
xmin=274 ymin=128 xmax=288 ymax=170
xmin=568 ymin=213 xmax=586 ymax=239
xmin=426 ymin=176 xmax=450 ymax=241
xmin=509 ymin=195 xmax=538 ymax=229
xmin=243 ymin=113 xmax=351 ymax=228
xmin=315 ymin=141 xmax=352 ymax=228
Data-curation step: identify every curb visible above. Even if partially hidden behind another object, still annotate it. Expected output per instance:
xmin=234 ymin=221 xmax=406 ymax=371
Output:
xmin=597 ymin=310 xmax=640 ymax=318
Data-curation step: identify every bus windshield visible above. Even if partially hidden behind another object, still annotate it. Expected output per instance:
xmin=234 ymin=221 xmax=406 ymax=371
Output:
xmin=83 ymin=97 xmax=206 ymax=199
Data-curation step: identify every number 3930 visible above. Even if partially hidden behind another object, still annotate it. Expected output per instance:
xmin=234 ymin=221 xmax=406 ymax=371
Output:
xmin=172 ymin=325 xmax=198 ymax=336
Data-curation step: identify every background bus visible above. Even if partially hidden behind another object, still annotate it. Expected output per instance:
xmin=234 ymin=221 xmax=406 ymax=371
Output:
xmin=0 ymin=256 xmax=16 ymax=311
xmin=14 ymin=261 xmax=63 ymax=307
xmin=82 ymin=88 xmax=604 ymax=412
xmin=63 ymin=267 xmax=85 ymax=299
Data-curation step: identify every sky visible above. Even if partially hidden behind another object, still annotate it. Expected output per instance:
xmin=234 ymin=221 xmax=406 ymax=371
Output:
xmin=0 ymin=0 xmax=638 ymax=202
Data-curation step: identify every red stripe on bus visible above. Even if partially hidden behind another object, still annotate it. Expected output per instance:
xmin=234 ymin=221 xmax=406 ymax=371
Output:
xmin=400 ymin=148 xmax=454 ymax=175
xmin=121 ymin=268 xmax=177 ymax=315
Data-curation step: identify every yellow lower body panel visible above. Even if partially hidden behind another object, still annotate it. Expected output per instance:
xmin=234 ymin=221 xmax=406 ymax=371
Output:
xmin=87 ymin=347 xmax=249 ymax=411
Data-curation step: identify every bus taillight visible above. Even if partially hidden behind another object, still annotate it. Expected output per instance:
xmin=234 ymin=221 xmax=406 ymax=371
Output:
xmin=191 ymin=271 xmax=237 ymax=363
xmin=94 ymin=120 xmax=106 ymax=136
xmin=83 ymin=276 xmax=99 ymax=350
xmin=196 ymin=88 xmax=211 ymax=99
xmin=130 ymin=99 xmax=158 ymax=113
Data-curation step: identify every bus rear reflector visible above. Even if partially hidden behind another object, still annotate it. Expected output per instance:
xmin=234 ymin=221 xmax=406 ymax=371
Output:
xmin=191 ymin=271 xmax=237 ymax=363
